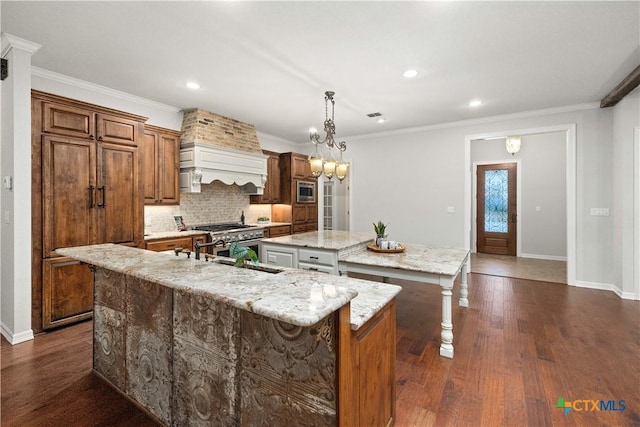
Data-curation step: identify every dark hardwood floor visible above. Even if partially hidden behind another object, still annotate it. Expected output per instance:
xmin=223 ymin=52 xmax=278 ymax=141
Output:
xmin=2 ymin=273 xmax=639 ymax=426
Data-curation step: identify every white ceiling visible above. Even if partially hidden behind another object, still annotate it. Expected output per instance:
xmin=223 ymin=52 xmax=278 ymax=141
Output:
xmin=2 ymin=1 xmax=639 ymax=143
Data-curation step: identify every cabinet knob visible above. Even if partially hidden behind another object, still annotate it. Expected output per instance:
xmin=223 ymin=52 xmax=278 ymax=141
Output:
xmin=89 ymin=134 xmax=95 ymax=140
xmin=97 ymin=135 xmax=103 ymax=141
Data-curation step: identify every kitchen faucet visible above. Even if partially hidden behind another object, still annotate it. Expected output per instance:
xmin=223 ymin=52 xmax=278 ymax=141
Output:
xmin=194 ymin=239 xmax=226 ymax=260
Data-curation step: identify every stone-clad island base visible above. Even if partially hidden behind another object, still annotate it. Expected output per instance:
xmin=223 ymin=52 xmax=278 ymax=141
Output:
xmin=94 ymin=267 xmax=338 ymax=426
xmin=57 ymin=244 xmax=400 ymax=427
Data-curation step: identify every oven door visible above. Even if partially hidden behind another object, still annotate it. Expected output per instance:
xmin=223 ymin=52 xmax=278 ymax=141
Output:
xmin=213 ymin=239 xmax=262 ymax=262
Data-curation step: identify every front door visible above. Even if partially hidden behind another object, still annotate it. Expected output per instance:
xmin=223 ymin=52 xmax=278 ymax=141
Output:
xmin=477 ymin=163 xmax=517 ymax=255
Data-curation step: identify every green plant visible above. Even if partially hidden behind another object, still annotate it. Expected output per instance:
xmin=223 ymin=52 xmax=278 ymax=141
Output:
xmin=229 ymin=241 xmax=259 ymax=267
xmin=258 ymin=216 xmax=270 ymax=221
xmin=373 ymin=220 xmax=388 ymax=235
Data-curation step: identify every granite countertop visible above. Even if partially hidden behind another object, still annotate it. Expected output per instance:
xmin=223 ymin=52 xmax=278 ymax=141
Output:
xmin=339 ymin=243 xmax=470 ymax=276
xmin=56 ymin=244 xmax=401 ymax=330
xmin=262 ymin=230 xmax=373 ymax=255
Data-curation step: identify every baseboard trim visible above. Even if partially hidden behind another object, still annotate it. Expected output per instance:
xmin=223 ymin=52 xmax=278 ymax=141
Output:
xmin=520 ymin=253 xmax=567 ymax=261
xmin=1 ymin=322 xmax=34 ymax=345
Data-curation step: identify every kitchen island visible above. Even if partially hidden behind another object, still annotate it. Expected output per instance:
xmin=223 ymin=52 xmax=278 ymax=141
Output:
xmin=262 ymin=230 xmax=470 ymax=358
xmin=57 ymin=243 xmax=400 ymax=427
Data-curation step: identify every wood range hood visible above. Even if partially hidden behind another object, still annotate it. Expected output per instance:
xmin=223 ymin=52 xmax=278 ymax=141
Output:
xmin=179 ymin=108 xmax=268 ymax=194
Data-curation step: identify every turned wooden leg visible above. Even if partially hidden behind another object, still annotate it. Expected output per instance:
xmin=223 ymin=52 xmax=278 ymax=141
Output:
xmin=440 ymin=283 xmax=454 ymax=358
xmin=459 ymin=259 xmax=469 ymax=307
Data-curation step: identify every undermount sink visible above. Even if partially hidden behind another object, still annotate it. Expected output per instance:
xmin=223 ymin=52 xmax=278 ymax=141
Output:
xmin=214 ymin=258 xmax=283 ymax=274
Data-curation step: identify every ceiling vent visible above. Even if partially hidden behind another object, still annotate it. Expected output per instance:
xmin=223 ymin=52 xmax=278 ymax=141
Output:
xmin=366 ymin=112 xmax=383 ymax=117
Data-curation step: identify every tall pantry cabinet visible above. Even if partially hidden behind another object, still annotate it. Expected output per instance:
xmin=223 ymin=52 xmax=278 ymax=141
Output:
xmin=32 ymin=91 xmax=146 ymax=332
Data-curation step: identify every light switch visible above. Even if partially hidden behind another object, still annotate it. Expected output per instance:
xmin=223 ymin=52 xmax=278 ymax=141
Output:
xmin=590 ymin=208 xmax=610 ymax=216
xmin=4 ymin=211 xmax=9 ymax=224
xmin=3 ymin=176 xmax=12 ymax=190
xmin=535 ymin=206 xmax=541 ymax=211
xmin=447 ymin=206 xmax=455 ymax=213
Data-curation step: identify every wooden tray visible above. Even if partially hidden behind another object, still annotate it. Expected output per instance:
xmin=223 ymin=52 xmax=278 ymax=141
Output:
xmin=367 ymin=243 xmax=406 ymax=253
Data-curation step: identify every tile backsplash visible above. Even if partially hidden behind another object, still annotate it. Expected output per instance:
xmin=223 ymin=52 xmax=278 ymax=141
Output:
xmin=144 ymin=181 xmax=274 ymax=233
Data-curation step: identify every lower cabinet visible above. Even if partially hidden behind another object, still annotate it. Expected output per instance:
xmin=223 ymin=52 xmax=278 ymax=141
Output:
xmin=42 ymin=257 xmax=94 ymax=330
xmin=263 ymin=245 xmax=297 ymax=268
xmin=145 ymin=234 xmax=209 ymax=253
xmin=262 ymin=244 xmax=338 ymax=274
xmin=264 ymin=224 xmax=292 ymax=238
xmin=349 ymin=299 xmax=396 ymax=426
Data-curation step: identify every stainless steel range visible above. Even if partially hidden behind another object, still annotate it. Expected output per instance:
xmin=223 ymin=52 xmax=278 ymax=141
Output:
xmin=191 ymin=223 xmax=264 ymax=260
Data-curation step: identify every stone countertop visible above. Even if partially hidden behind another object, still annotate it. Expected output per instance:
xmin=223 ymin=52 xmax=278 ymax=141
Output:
xmin=261 ymin=230 xmax=373 ymax=255
xmin=57 ymin=244 xmax=400 ymax=330
xmin=339 ymin=243 xmax=470 ymax=276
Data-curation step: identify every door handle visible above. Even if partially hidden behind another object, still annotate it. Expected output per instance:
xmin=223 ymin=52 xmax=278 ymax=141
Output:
xmin=511 ymin=213 xmax=517 ymax=223
xmin=89 ymin=185 xmax=95 ymax=208
xmin=97 ymin=186 xmax=106 ymax=208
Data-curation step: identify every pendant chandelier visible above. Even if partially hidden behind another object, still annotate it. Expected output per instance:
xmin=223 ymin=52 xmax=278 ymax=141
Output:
xmin=308 ymin=91 xmax=349 ymax=181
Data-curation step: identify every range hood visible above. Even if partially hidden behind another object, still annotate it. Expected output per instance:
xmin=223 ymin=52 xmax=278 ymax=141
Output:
xmin=179 ymin=108 xmax=267 ymax=194
xmin=180 ymin=142 xmax=267 ymax=194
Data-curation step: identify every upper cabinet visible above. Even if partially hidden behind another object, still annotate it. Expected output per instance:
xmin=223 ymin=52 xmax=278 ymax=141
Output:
xmin=291 ymin=152 xmax=312 ymax=179
xmin=250 ymin=150 xmax=281 ymax=204
xmin=142 ymin=125 xmax=181 ymax=205
xmin=43 ymin=101 xmax=139 ymax=146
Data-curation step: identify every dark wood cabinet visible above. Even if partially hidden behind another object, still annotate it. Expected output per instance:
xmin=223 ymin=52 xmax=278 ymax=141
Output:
xmin=349 ymin=300 xmax=396 ymax=426
xmin=145 ymin=234 xmax=209 ymax=252
xmin=263 ymin=224 xmax=292 ymax=238
xmin=250 ymin=150 xmax=281 ymax=204
xmin=291 ymin=152 xmax=311 ymax=179
xmin=42 ymin=257 xmax=94 ymax=330
xmin=33 ymin=90 xmax=146 ymax=332
xmin=142 ymin=125 xmax=181 ymax=205
xmin=280 ymin=152 xmax=318 ymax=233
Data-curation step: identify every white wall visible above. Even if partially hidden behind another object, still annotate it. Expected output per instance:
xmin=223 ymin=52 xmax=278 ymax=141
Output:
xmin=471 ymin=132 xmax=566 ymax=259
xmin=1 ymin=34 xmax=40 ymax=343
xmin=347 ymin=105 xmax=617 ymax=290
xmin=31 ymin=67 xmax=183 ymax=130
xmin=612 ymin=88 xmax=639 ymax=299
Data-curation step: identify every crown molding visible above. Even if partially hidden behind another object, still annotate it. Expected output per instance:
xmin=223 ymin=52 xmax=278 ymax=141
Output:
xmin=1 ymin=33 xmax=41 ymax=57
xmin=31 ymin=66 xmax=181 ymax=113
xmin=345 ymin=102 xmax=600 ymax=142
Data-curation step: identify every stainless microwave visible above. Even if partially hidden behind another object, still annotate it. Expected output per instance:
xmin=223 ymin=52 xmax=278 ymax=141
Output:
xmin=296 ymin=180 xmax=316 ymax=203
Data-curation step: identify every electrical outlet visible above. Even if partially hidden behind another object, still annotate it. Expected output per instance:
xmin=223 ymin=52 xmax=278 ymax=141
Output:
xmin=4 ymin=211 xmax=9 ymax=224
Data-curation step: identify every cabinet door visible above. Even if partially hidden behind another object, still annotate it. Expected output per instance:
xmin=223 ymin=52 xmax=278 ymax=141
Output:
xmin=42 ymin=135 xmax=97 ymax=257
xmin=291 ymin=153 xmax=311 ymax=179
xmin=158 ymin=133 xmax=180 ymax=204
xmin=263 ymin=247 xmax=296 ymax=268
xmin=352 ymin=300 xmax=396 ymax=426
xmin=42 ymin=102 xmax=95 ymax=140
xmin=142 ymin=130 xmax=159 ymax=204
xmin=145 ymin=237 xmax=193 ymax=252
xmin=42 ymin=257 xmax=94 ymax=330
xmin=292 ymin=205 xmax=307 ymax=224
xmin=266 ymin=152 xmax=281 ymax=203
xmin=96 ymin=113 xmax=139 ymax=146
xmin=97 ymin=142 xmax=141 ymax=245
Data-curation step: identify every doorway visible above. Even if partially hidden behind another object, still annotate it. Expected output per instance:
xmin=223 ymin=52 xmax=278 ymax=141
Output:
xmin=477 ymin=163 xmax=517 ymax=255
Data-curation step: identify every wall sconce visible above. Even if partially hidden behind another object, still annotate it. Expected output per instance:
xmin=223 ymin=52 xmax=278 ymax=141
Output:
xmin=506 ymin=136 xmax=521 ymax=155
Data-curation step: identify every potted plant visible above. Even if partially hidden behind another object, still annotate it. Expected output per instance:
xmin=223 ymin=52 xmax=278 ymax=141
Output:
xmin=229 ymin=241 xmax=259 ymax=267
xmin=373 ymin=220 xmax=388 ymax=247
xmin=257 ymin=216 xmax=270 ymax=225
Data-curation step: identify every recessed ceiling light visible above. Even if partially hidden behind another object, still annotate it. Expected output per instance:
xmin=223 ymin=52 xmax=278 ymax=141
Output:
xmin=469 ymin=99 xmax=482 ymax=107
xmin=378 ymin=118 xmax=386 ymax=124
xmin=402 ymin=69 xmax=418 ymax=78
xmin=185 ymin=82 xmax=200 ymax=89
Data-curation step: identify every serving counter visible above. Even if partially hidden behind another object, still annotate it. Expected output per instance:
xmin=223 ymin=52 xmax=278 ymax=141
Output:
xmin=57 ymin=243 xmax=400 ymax=426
